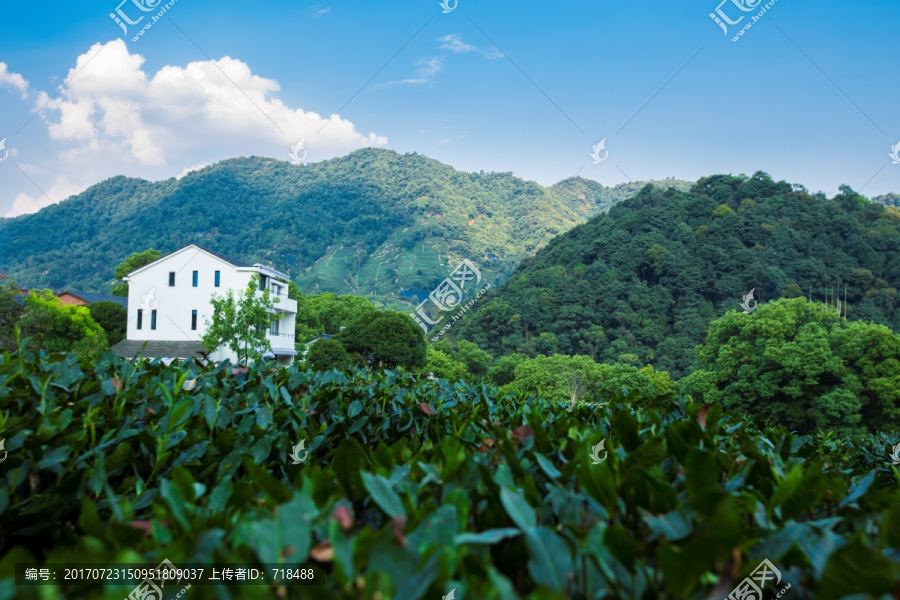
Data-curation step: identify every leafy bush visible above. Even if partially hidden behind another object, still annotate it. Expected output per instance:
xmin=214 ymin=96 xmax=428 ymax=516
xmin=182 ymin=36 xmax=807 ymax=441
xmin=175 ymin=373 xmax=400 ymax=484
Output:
xmin=1 ymin=347 xmax=899 ymax=599
xmin=18 ymin=290 xmax=108 ymax=358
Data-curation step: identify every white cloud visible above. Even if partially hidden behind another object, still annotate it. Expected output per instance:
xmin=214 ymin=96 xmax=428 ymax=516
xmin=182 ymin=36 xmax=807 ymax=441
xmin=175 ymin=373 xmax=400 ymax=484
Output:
xmin=440 ymin=34 xmax=477 ymax=54
xmin=303 ymin=4 xmax=331 ymax=17
xmin=177 ymin=162 xmax=210 ymax=179
xmin=0 ymin=62 xmax=29 ymax=98
xmin=378 ymin=34 xmax=502 ymax=89
xmin=2 ymin=40 xmax=387 ymax=217
xmin=439 ymin=34 xmax=503 ymax=60
xmin=6 ymin=177 xmax=86 ymax=218
xmin=376 ymin=56 xmax=444 ymax=88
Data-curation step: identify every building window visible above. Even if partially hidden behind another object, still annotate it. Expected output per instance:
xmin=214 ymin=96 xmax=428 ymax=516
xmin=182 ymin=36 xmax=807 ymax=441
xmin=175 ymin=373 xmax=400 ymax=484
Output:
xmin=215 ymin=271 xmax=220 ymax=287
xmin=272 ymin=283 xmax=282 ymax=297
xmin=270 ymin=319 xmax=279 ymax=335
xmin=191 ymin=310 xmax=198 ymax=330
xmin=137 ymin=309 xmax=143 ymax=330
xmin=192 ymin=271 xmax=198 ymax=287
xmin=259 ymin=275 xmax=268 ymax=291
xmin=151 ymin=310 xmax=157 ymax=330
xmin=169 ymin=272 xmax=175 ymax=286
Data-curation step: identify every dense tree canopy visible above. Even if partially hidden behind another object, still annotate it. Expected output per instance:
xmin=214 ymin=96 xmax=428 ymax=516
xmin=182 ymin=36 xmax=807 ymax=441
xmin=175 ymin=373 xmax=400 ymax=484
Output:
xmin=681 ymin=297 xmax=900 ymax=434
xmin=458 ymin=173 xmax=900 ymax=377
xmin=509 ymin=354 xmax=676 ymax=405
xmin=337 ymin=311 xmax=427 ymax=370
xmin=305 ymin=338 xmax=353 ymax=372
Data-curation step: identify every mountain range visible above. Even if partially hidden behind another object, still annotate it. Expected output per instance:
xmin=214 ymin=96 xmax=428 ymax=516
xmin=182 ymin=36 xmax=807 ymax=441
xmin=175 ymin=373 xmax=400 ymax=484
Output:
xmin=0 ymin=148 xmax=690 ymax=303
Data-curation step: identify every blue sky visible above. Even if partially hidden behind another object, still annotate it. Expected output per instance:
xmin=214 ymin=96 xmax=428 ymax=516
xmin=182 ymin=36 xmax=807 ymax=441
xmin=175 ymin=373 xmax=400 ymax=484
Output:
xmin=0 ymin=0 xmax=898 ymax=217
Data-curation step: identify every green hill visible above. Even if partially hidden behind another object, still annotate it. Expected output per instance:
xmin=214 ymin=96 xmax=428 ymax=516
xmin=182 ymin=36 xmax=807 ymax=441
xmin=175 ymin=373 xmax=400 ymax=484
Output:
xmin=549 ymin=176 xmax=692 ymax=215
xmin=0 ymin=149 xmax=688 ymax=303
xmin=456 ymin=173 xmax=900 ymax=377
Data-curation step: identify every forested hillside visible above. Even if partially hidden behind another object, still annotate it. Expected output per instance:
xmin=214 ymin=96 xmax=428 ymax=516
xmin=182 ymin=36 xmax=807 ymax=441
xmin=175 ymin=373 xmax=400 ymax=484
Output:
xmin=549 ymin=176 xmax=692 ymax=215
xmin=0 ymin=149 xmax=686 ymax=302
xmin=456 ymin=173 xmax=900 ymax=377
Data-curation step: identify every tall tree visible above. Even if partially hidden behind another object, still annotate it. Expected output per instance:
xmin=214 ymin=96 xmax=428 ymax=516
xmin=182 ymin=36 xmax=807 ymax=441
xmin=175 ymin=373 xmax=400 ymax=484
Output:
xmin=202 ymin=275 xmax=281 ymax=364
xmin=112 ymin=249 xmax=162 ymax=296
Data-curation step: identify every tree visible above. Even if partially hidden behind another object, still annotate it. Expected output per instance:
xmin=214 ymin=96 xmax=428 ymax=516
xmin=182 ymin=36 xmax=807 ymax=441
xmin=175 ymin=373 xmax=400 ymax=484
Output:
xmin=19 ymin=290 xmax=108 ymax=358
xmin=423 ymin=347 xmax=469 ymax=381
xmin=305 ymin=338 xmax=353 ymax=371
xmin=454 ymin=340 xmax=493 ymax=378
xmin=487 ymin=353 xmax=527 ymax=386
xmin=112 ymin=249 xmax=162 ymax=296
xmin=338 ymin=311 xmax=427 ymax=370
xmin=512 ymin=354 xmax=605 ymax=405
xmin=313 ymin=294 xmax=378 ymax=334
xmin=202 ymin=275 xmax=281 ymax=364
xmin=511 ymin=354 xmax=676 ymax=405
xmin=89 ymin=301 xmax=127 ymax=346
xmin=0 ymin=279 xmax=24 ymax=350
xmin=682 ymin=297 xmax=900 ymax=434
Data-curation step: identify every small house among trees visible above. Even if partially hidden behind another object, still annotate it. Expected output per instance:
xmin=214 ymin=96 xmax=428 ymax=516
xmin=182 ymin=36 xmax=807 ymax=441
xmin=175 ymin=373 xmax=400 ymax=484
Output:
xmin=111 ymin=245 xmax=297 ymax=365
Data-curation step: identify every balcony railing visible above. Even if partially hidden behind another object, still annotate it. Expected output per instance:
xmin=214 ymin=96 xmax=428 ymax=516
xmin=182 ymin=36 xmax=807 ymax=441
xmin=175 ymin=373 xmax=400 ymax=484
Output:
xmin=268 ymin=332 xmax=296 ymax=353
xmin=256 ymin=289 xmax=297 ymax=313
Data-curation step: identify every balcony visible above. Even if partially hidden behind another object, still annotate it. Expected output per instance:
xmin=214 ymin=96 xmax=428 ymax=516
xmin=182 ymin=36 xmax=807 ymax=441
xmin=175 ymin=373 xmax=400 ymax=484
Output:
xmin=256 ymin=288 xmax=297 ymax=314
xmin=267 ymin=331 xmax=296 ymax=354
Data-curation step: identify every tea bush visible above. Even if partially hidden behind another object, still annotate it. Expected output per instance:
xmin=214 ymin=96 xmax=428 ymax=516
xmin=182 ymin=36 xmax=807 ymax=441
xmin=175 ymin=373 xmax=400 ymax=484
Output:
xmin=0 ymin=345 xmax=898 ymax=599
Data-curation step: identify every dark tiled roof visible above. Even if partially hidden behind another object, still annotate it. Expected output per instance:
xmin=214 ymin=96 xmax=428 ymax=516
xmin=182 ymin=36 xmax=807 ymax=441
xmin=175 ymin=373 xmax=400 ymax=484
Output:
xmin=63 ymin=291 xmax=128 ymax=306
xmin=192 ymin=245 xmax=251 ymax=268
xmin=112 ymin=339 xmax=207 ymax=359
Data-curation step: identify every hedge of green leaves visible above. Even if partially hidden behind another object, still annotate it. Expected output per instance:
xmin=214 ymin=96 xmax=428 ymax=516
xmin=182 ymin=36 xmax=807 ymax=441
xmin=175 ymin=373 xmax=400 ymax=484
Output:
xmin=1 ymin=346 xmax=899 ymax=599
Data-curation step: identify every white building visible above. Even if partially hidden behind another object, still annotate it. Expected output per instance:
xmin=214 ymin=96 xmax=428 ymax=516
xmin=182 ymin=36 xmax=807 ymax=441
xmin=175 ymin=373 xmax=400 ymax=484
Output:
xmin=112 ymin=245 xmax=297 ymax=366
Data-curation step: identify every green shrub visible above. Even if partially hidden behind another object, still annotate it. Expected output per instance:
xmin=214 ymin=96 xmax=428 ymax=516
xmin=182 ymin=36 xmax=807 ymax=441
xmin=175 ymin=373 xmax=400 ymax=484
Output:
xmin=0 ymin=348 xmax=898 ymax=599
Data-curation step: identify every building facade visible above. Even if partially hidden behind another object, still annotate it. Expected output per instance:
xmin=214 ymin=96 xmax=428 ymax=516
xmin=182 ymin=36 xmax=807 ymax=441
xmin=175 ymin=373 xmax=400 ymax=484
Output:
xmin=114 ymin=245 xmax=297 ymax=365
